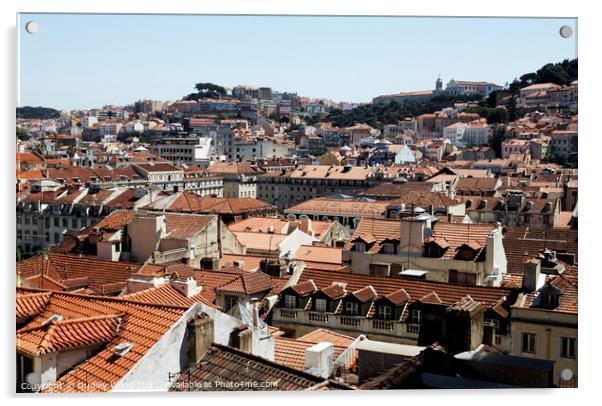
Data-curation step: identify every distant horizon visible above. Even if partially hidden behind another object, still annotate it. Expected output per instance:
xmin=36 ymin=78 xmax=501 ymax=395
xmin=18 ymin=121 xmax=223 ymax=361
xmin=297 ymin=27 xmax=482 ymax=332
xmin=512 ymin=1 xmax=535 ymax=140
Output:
xmin=17 ymin=14 xmax=577 ymax=110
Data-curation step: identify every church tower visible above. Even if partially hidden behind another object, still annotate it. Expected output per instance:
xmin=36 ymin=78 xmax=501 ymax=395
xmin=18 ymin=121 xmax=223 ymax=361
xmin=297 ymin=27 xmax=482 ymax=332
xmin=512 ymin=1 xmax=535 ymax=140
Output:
xmin=435 ymin=76 xmax=443 ymax=93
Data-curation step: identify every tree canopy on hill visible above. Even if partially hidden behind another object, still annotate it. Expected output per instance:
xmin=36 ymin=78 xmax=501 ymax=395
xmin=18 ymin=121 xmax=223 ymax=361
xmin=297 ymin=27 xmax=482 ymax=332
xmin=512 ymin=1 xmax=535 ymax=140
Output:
xmin=509 ymin=58 xmax=578 ymax=91
xmin=16 ymin=106 xmax=60 ymax=119
xmin=313 ymin=94 xmax=482 ymax=129
xmin=184 ymin=82 xmax=228 ymax=101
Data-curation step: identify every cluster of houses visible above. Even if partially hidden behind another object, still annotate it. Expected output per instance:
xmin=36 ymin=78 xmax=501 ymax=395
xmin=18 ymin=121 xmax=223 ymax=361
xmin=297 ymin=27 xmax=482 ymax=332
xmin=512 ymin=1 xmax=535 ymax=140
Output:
xmin=15 ymin=77 xmax=578 ymax=392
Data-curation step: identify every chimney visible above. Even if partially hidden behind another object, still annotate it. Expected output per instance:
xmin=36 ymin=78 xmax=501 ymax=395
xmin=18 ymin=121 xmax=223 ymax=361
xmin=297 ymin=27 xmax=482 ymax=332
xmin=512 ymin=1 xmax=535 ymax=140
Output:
xmin=305 ymin=342 xmax=334 ymax=378
xmin=482 ymin=322 xmax=495 ymax=347
xmin=399 ymin=217 xmax=427 ymax=257
xmin=443 ymin=296 xmax=484 ymax=353
xmin=171 ymin=276 xmax=202 ymax=298
xmin=200 ymin=257 xmax=219 ymax=270
xmin=187 ymin=313 xmax=214 ymax=367
xmin=522 ymin=258 xmax=542 ymax=292
xmin=129 ymin=214 xmax=167 ymax=262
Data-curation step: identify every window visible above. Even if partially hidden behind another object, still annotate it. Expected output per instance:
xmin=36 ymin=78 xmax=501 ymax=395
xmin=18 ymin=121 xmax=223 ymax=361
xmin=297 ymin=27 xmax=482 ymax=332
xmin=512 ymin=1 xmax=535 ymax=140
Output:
xmin=62 ymin=218 xmax=68 ymax=227
xmin=521 ymin=332 xmax=537 ymax=354
xmin=383 ymin=243 xmax=395 ymax=255
xmin=540 ymin=293 xmax=559 ymax=309
xmin=561 ymin=337 xmax=576 ymax=359
xmin=315 ymin=298 xmax=327 ymax=313
xmin=284 ymin=295 xmax=296 ymax=309
xmin=345 ymin=301 xmax=359 ymax=316
xmin=355 ymin=242 xmax=366 ymax=253
xmin=54 ymin=233 xmax=60 ymax=243
xmin=71 ymin=219 xmax=78 ymax=228
xmin=411 ymin=309 xmax=422 ymax=324
xmin=225 ymin=296 xmax=238 ymax=312
xmin=449 ymin=270 xmax=477 ymax=285
xmin=378 ymin=306 xmax=392 ymax=320
xmin=53 ymin=218 xmax=59 ymax=227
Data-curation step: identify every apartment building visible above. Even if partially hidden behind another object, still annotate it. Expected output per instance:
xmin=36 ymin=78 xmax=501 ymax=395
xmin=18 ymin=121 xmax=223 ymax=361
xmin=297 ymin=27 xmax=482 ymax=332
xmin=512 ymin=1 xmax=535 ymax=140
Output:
xmin=151 ymin=136 xmax=214 ymax=166
xmin=509 ymin=252 xmax=578 ymax=387
xmin=343 ymin=216 xmax=507 ymax=287
xmin=272 ymin=267 xmax=513 ymax=348
xmin=206 ymin=162 xmax=263 ymax=198
xmin=257 ymin=165 xmax=407 ymax=209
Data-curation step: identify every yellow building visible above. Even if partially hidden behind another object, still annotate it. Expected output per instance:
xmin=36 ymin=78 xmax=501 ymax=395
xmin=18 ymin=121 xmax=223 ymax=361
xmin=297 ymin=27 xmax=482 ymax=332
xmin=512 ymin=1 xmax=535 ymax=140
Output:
xmin=510 ymin=253 xmax=578 ymax=387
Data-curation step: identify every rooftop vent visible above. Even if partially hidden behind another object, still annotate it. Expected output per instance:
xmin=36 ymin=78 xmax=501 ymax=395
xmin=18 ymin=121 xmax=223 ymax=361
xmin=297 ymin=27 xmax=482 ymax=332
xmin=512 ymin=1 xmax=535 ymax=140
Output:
xmin=113 ymin=342 xmax=134 ymax=357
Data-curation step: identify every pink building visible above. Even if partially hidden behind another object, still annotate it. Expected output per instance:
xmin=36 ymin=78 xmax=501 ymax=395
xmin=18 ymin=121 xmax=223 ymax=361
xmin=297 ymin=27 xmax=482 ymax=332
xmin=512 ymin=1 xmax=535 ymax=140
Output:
xmin=501 ymin=139 xmax=530 ymax=159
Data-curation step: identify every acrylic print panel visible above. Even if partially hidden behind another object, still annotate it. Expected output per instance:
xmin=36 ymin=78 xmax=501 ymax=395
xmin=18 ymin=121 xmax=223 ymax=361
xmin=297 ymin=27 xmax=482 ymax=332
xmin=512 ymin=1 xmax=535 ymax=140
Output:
xmin=16 ymin=13 xmax=577 ymax=393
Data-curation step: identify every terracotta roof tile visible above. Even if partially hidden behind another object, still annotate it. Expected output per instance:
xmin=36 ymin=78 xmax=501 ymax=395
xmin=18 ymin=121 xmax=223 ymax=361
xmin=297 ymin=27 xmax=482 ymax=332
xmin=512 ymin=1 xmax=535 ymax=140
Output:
xmin=298 ymin=269 xmax=510 ymax=311
xmin=216 ymin=272 xmax=275 ymax=295
xmin=290 ymin=280 xmax=318 ymax=296
xmin=352 ymin=285 xmax=378 ymax=303
xmin=274 ymin=337 xmax=347 ymax=371
xmin=297 ymin=329 xmax=355 ymax=348
xmin=16 ymin=288 xmax=189 ymax=392
xmin=17 ymin=253 xmax=141 ymax=294
xmin=17 ymin=314 xmax=123 ymax=357
xmin=170 ymin=343 xmax=342 ymax=391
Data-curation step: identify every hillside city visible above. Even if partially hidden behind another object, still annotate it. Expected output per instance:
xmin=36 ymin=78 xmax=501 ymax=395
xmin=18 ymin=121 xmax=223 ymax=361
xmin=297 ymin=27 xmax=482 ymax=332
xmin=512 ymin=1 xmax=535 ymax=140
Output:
xmin=16 ymin=59 xmax=578 ymax=392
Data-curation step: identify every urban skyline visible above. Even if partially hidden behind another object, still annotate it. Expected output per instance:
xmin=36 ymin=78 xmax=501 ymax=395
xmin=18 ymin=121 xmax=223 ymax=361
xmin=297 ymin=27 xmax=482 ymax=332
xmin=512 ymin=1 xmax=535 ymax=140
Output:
xmin=18 ymin=14 xmax=576 ymax=110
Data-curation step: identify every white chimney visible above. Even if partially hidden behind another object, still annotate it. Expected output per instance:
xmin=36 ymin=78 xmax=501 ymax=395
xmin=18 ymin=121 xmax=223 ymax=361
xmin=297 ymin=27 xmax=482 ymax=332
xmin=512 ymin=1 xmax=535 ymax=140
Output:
xmin=170 ymin=276 xmax=202 ymax=298
xmin=305 ymin=342 xmax=334 ymax=379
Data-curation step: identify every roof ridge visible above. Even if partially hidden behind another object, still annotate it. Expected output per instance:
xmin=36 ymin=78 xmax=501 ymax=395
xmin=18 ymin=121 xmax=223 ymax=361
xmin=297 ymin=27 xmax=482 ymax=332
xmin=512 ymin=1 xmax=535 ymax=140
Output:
xmin=15 ymin=287 xmax=193 ymax=311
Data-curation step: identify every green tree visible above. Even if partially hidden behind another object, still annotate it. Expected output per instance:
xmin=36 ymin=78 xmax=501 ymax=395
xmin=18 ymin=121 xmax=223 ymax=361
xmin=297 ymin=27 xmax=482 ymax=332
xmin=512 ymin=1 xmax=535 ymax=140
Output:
xmin=193 ymin=82 xmax=227 ymax=99
xmin=535 ymin=63 xmax=570 ymax=85
xmin=16 ymin=126 xmax=29 ymax=141
xmin=485 ymin=91 xmax=499 ymax=108
xmin=489 ymin=124 xmax=507 ymax=158
xmin=486 ymin=107 xmax=509 ymax=124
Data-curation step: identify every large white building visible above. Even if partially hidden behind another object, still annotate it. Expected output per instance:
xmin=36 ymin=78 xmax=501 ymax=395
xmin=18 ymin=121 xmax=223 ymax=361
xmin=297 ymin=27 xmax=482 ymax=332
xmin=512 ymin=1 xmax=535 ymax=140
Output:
xmin=151 ymin=136 xmax=214 ymax=166
xmin=445 ymin=80 xmax=502 ymax=96
xmin=443 ymin=121 xmax=490 ymax=148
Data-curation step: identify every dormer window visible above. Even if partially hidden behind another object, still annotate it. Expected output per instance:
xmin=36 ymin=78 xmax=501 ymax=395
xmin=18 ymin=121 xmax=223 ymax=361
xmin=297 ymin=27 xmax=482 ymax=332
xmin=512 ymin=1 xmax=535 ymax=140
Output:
xmin=411 ymin=309 xmax=422 ymax=324
xmin=345 ymin=301 xmax=359 ymax=316
xmin=284 ymin=294 xmax=296 ymax=309
xmin=378 ymin=305 xmax=392 ymax=320
xmin=355 ymin=242 xmax=366 ymax=253
xmin=382 ymin=243 xmax=395 ymax=255
xmin=539 ymin=292 xmax=560 ymax=309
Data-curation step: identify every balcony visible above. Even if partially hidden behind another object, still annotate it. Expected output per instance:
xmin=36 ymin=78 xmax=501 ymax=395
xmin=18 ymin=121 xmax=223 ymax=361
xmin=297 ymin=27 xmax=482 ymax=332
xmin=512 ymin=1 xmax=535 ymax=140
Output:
xmin=308 ymin=312 xmax=329 ymax=324
xmin=272 ymin=308 xmax=419 ymax=341
xmin=279 ymin=309 xmax=298 ymax=320
xmin=340 ymin=315 xmax=361 ymax=327
xmin=406 ymin=323 xmax=420 ymax=335
xmin=372 ymin=319 xmax=395 ymax=331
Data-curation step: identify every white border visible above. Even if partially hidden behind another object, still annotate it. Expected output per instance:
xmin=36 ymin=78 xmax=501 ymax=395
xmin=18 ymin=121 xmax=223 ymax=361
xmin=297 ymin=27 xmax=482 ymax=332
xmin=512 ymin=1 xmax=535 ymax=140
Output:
xmin=2 ymin=1 xmax=600 ymax=405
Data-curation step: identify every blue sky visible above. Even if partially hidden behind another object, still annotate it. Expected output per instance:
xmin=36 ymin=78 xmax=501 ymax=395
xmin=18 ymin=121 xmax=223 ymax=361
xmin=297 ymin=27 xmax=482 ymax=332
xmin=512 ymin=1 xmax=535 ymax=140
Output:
xmin=17 ymin=14 xmax=577 ymax=110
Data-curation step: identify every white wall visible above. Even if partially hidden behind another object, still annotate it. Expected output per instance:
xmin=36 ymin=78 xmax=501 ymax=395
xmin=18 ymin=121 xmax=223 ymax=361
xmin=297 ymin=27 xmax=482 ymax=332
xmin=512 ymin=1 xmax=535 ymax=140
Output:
xmin=113 ymin=303 xmax=275 ymax=392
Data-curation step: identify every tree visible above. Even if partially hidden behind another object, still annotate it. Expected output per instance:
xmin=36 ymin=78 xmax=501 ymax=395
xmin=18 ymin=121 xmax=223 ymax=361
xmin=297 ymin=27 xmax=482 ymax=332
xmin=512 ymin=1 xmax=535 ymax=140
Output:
xmin=193 ymin=82 xmax=227 ymax=99
xmin=486 ymin=107 xmax=509 ymax=124
xmin=489 ymin=124 xmax=507 ymax=158
xmin=16 ymin=126 xmax=29 ymax=141
xmin=535 ymin=63 xmax=570 ymax=86
xmin=485 ymin=91 xmax=500 ymax=108
xmin=16 ymin=106 xmax=60 ymax=119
